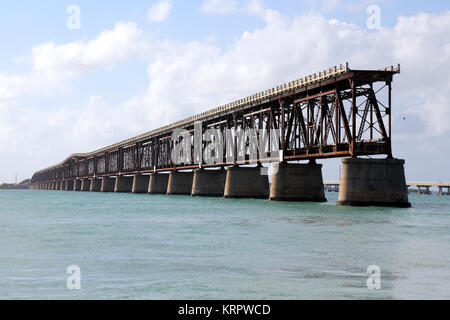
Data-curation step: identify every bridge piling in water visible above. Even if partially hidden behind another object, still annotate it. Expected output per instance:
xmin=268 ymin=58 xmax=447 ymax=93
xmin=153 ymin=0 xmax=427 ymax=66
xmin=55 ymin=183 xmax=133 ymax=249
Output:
xmin=101 ymin=177 xmax=115 ymax=192
xmin=81 ymin=179 xmax=91 ymax=191
xmin=65 ymin=180 xmax=74 ymax=191
xmin=90 ymin=178 xmax=102 ymax=192
xmin=224 ymin=166 xmax=269 ymax=199
xmin=270 ymin=162 xmax=326 ymax=202
xmin=148 ymin=173 xmax=169 ymax=194
xmin=337 ymin=158 xmax=410 ymax=207
xmin=191 ymin=168 xmax=226 ymax=197
xmin=132 ymin=174 xmax=150 ymax=194
xmin=115 ymin=176 xmax=133 ymax=193
xmin=73 ymin=179 xmax=82 ymax=191
xmin=167 ymin=171 xmax=194 ymax=195
xmin=166 ymin=171 xmax=194 ymax=195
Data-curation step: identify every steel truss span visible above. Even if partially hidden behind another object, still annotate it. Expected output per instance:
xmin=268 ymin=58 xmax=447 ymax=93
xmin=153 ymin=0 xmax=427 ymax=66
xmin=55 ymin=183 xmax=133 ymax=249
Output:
xmin=31 ymin=63 xmax=400 ymax=184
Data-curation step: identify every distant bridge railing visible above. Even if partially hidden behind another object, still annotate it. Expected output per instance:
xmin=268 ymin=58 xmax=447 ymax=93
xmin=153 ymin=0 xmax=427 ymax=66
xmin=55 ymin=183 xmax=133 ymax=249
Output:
xmin=324 ymin=181 xmax=450 ymax=195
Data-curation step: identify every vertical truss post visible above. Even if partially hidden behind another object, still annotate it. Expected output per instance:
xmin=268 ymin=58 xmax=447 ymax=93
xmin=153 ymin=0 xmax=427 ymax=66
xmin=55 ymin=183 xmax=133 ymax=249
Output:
xmin=387 ymin=81 xmax=393 ymax=158
xmin=351 ymin=80 xmax=356 ymax=157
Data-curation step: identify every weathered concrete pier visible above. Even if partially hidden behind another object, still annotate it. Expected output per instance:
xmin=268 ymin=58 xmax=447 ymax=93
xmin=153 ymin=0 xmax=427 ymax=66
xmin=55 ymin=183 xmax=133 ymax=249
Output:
xmin=191 ymin=168 xmax=226 ymax=197
xmin=337 ymin=158 xmax=410 ymax=207
xmin=148 ymin=173 xmax=169 ymax=194
xmin=270 ymin=161 xmax=326 ymax=202
xmin=224 ymin=166 xmax=269 ymax=199
xmin=101 ymin=177 xmax=115 ymax=192
xmin=167 ymin=171 xmax=194 ymax=195
xmin=30 ymin=63 xmax=415 ymax=207
xmin=132 ymin=174 xmax=150 ymax=193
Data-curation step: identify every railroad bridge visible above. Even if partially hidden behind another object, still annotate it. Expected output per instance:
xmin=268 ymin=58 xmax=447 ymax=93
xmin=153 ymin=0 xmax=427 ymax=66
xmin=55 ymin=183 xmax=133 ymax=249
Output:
xmin=30 ymin=63 xmax=410 ymax=207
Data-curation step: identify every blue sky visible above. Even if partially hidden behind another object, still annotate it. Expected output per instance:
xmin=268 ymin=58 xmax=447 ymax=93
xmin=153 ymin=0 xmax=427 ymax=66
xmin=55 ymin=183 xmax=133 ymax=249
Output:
xmin=0 ymin=0 xmax=449 ymax=183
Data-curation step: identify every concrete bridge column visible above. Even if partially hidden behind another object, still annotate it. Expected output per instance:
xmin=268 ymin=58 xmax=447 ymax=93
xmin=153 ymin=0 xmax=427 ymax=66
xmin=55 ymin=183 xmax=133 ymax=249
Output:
xmin=115 ymin=176 xmax=133 ymax=193
xmin=73 ymin=179 xmax=82 ymax=191
xmin=337 ymin=158 xmax=411 ymax=208
xmin=81 ymin=179 xmax=91 ymax=192
xmin=148 ymin=173 xmax=169 ymax=194
xmin=167 ymin=171 xmax=194 ymax=195
xmin=224 ymin=166 xmax=269 ymax=199
xmin=132 ymin=174 xmax=150 ymax=194
xmin=191 ymin=168 xmax=226 ymax=197
xmin=66 ymin=180 xmax=74 ymax=191
xmin=51 ymin=182 xmax=56 ymax=190
xmin=270 ymin=162 xmax=326 ymax=202
xmin=58 ymin=181 xmax=64 ymax=191
xmin=90 ymin=178 xmax=102 ymax=192
xmin=101 ymin=177 xmax=116 ymax=192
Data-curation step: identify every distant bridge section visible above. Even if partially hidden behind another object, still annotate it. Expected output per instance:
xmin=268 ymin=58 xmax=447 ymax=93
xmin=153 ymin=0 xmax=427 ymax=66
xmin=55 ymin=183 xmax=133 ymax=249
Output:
xmin=324 ymin=181 xmax=450 ymax=195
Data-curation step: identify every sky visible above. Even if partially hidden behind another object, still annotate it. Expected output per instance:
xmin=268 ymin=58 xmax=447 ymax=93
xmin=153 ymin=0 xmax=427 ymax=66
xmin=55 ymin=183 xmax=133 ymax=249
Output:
xmin=0 ymin=0 xmax=449 ymax=183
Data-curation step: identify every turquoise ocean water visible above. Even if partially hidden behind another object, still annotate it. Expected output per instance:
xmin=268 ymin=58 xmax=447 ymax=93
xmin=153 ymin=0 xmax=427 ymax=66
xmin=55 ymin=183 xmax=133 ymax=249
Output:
xmin=0 ymin=189 xmax=449 ymax=299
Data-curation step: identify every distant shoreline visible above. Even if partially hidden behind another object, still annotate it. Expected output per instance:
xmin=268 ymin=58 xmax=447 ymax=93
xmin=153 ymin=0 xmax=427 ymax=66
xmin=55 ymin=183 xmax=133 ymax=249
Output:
xmin=0 ymin=179 xmax=30 ymax=190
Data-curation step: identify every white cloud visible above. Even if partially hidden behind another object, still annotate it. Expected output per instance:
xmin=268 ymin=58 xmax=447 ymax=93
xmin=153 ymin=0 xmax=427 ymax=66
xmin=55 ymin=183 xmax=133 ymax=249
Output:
xmin=0 ymin=22 xmax=145 ymax=101
xmin=247 ymin=0 xmax=265 ymax=16
xmin=201 ymin=0 xmax=238 ymax=15
xmin=147 ymin=0 xmax=172 ymax=22
xmin=1 ymin=9 xmax=450 ymax=181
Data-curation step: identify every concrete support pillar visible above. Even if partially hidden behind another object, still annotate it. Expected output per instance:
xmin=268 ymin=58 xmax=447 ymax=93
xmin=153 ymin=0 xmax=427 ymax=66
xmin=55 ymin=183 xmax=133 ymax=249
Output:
xmin=101 ymin=177 xmax=116 ymax=192
xmin=90 ymin=178 xmax=102 ymax=192
xmin=45 ymin=182 xmax=50 ymax=190
xmin=115 ymin=176 xmax=133 ymax=193
xmin=148 ymin=173 xmax=169 ymax=194
xmin=337 ymin=158 xmax=411 ymax=208
xmin=59 ymin=181 xmax=65 ymax=191
xmin=269 ymin=162 xmax=326 ymax=202
xmin=52 ymin=182 xmax=57 ymax=190
xmin=73 ymin=179 xmax=82 ymax=191
xmin=167 ymin=171 xmax=194 ymax=195
xmin=132 ymin=174 xmax=150 ymax=194
xmin=66 ymin=180 xmax=74 ymax=191
xmin=191 ymin=168 xmax=226 ymax=197
xmin=224 ymin=166 xmax=269 ymax=199
xmin=81 ymin=179 xmax=91 ymax=192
